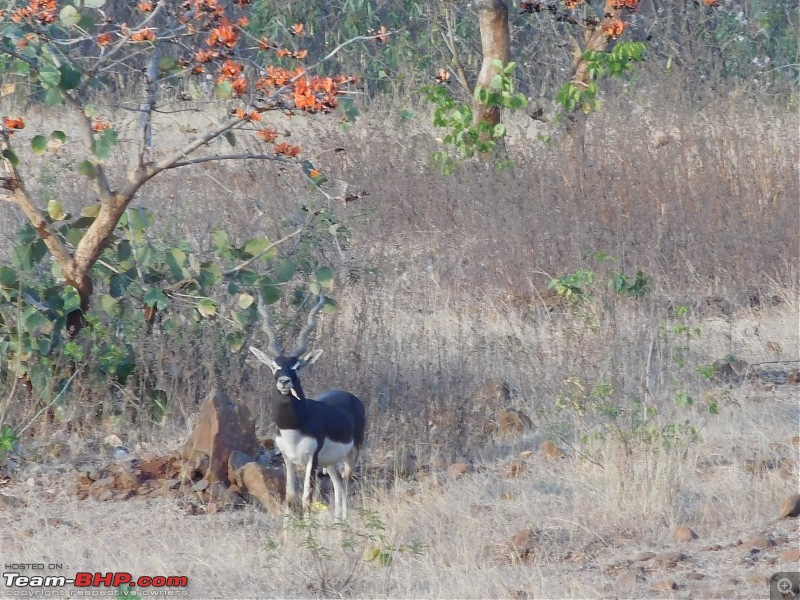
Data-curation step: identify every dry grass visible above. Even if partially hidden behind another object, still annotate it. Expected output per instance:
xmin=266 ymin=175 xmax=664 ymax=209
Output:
xmin=0 ymin=85 xmax=798 ymax=598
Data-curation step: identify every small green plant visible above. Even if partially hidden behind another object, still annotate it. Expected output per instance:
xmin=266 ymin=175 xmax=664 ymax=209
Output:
xmin=556 ymin=41 xmax=646 ymax=113
xmin=547 ymin=268 xmax=595 ymax=305
xmin=422 ymin=60 xmax=527 ymax=161
xmin=0 ymin=424 xmax=18 ymax=461
xmin=264 ymin=509 xmax=424 ymax=597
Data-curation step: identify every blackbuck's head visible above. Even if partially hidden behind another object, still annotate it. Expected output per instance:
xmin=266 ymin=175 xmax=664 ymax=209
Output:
xmin=249 ymin=291 xmax=326 ymax=399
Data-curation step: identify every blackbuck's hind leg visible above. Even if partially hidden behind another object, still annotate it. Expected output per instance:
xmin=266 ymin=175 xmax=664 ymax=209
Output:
xmin=284 ymin=459 xmax=301 ymax=514
xmin=327 ymin=465 xmax=345 ymax=521
xmin=302 ymin=455 xmax=318 ymax=515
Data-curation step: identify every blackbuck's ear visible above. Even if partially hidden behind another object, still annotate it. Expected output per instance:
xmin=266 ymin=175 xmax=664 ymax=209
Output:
xmin=299 ymin=348 xmax=324 ymax=367
xmin=249 ymin=346 xmax=280 ymax=373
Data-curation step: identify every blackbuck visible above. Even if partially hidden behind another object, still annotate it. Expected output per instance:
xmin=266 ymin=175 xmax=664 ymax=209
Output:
xmin=249 ymin=292 xmax=365 ymax=521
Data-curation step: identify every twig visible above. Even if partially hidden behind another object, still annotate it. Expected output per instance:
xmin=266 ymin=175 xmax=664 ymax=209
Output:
xmin=222 ymin=227 xmax=303 ymax=276
xmin=16 ymin=368 xmax=82 ymax=437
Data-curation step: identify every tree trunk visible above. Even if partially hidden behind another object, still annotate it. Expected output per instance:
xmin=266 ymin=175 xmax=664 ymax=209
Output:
xmin=472 ymin=0 xmax=510 ymax=129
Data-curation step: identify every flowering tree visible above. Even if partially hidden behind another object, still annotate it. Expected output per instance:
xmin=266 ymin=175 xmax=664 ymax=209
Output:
xmin=0 ymin=0 xmax=361 ymax=335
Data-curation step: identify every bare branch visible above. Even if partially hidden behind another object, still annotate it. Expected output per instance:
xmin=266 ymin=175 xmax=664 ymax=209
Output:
xmin=222 ymin=227 xmax=303 ymax=277
xmin=442 ymin=7 xmax=473 ymax=96
xmin=170 ymin=153 xmax=293 ymax=169
xmin=138 ymin=48 xmax=161 ymax=167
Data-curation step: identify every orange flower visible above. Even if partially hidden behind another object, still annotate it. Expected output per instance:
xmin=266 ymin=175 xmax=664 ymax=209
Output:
xmin=257 ymin=127 xmax=278 ymax=143
xmin=602 ymin=18 xmax=626 ymax=38
xmin=195 ymin=49 xmax=218 ymax=63
xmin=233 ymin=108 xmax=246 ymax=119
xmin=290 ymin=23 xmax=304 ymax=37
xmin=562 ymin=0 xmax=584 ymax=8
xmin=138 ymin=2 xmax=153 ymax=11
xmin=292 ymin=49 xmax=308 ymax=60
xmin=258 ymin=38 xmax=273 ymax=51
xmin=274 ymin=142 xmax=300 ymax=157
xmin=130 ymin=28 xmax=157 ymax=42
xmin=375 ymin=24 xmax=388 ymax=43
xmin=231 ymin=77 xmax=247 ymax=96
xmin=207 ymin=20 xmax=238 ymax=48
xmin=3 ymin=116 xmax=25 ymax=130
xmin=237 ymin=16 xmax=248 ymax=27
xmin=97 ymin=32 xmax=112 ymax=46
xmin=277 ymin=48 xmax=291 ymax=58
xmin=92 ymin=119 xmax=111 ymax=132
xmin=219 ymin=59 xmax=243 ymax=79
xmin=248 ymin=111 xmax=262 ymax=122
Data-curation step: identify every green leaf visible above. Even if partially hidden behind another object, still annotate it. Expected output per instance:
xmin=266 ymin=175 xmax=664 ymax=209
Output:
xmin=196 ymin=298 xmax=217 ymax=318
xmin=84 ymin=0 xmax=106 ymax=7
xmin=61 ymin=286 xmax=81 ymax=313
xmin=2 ymin=148 xmax=19 ymax=166
xmin=492 ymin=123 xmax=506 ymax=138
xmin=215 ymin=81 xmax=232 ymax=99
xmin=31 ymin=135 xmax=48 ymax=154
xmin=165 ymin=248 xmax=187 ymax=280
xmin=134 ymin=245 xmax=155 ymax=269
xmin=59 ymin=5 xmax=81 ymax=27
xmin=11 ymin=60 xmax=30 ymax=75
xmin=243 ymin=237 xmax=275 ymax=260
xmin=259 ymin=283 xmax=282 ymax=304
xmin=39 ymin=64 xmax=61 ymax=88
xmin=47 ymin=200 xmax=67 ymax=221
xmin=58 ymin=64 xmax=82 ymax=91
xmin=78 ymin=160 xmax=96 ymax=179
xmin=272 ymin=259 xmax=296 ymax=284
xmin=109 ymin=272 xmax=133 ymax=298
xmin=315 ymin=266 xmax=334 ymax=289
xmin=44 ymin=89 xmax=64 ymax=106
xmin=143 ymin=288 xmax=168 ymax=311
xmin=22 ymin=307 xmax=53 ymax=336
xmin=0 ymin=267 xmax=18 ymax=288
xmin=84 ymin=104 xmax=99 ymax=118
xmin=91 ymin=128 xmax=118 ymax=161
xmin=224 ymin=131 xmax=236 ymax=147
xmin=212 ymin=229 xmax=232 ymax=259
xmin=198 ymin=263 xmax=222 ymax=288
xmin=99 ymin=294 xmax=119 ymax=316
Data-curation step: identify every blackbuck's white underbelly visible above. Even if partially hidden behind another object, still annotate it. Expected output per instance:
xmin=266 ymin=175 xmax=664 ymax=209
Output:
xmin=277 ymin=430 xmax=354 ymax=467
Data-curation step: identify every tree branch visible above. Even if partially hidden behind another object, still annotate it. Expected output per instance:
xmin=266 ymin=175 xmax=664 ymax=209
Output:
xmin=170 ymin=153 xmax=293 ymax=169
xmin=222 ymin=227 xmax=304 ymax=276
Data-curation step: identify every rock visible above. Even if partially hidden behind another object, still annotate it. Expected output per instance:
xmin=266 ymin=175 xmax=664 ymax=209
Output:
xmin=114 ymin=468 xmax=140 ymax=491
xmin=88 ymin=476 xmax=116 ymax=499
xmin=446 ymin=462 xmax=469 ymax=479
xmin=539 ymin=440 xmax=566 ymax=460
xmin=231 ymin=459 xmax=283 ymax=514
xmin=207 ymin=482 xmax=242 ymax=506
xmin=139 ymin=453 xmax=182 ymax=481
xmin=504 ymin=459 xmax=527 ymax=478
xmin=0 ymin=493 xmax=24 ymax=508
xmin=617 ymin=569 xmax=645 ymax=590
xmin=778 ymin=494 xmax=800 ymax=519
xmin=654 ymin=551 xmax=688 ymax=566
xmin=745 ymin=533 xmax=776 ymax=549
xmin=780 ymin=548 xmax=800 ymax=562
xmin=650 ymin=579 xmax=677 ymax=592
xmin=712 ymin=358 xmax=748 ymax=382
xmin=686 ymin=571 xmax=705 ymax=580
xmin=673 ymin=525 xmax=699 ymax=542
xmin=498 ymin=409 xmax=532 ymax=436
xmin=182 ymin=389 xmax=258 ymax=485
xmin=509 ymin=528 xmax=537 ymax=560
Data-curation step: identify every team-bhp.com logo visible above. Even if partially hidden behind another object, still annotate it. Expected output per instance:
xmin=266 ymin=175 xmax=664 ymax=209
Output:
xmin=3 ymin=570 xmax=189 ymax=596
